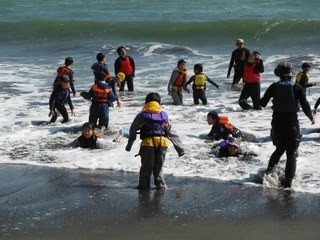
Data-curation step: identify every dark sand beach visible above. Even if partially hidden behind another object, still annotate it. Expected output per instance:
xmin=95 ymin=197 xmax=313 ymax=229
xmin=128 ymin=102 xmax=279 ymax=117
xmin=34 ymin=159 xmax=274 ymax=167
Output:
xmin=1 ymin=164 xmax=320 ymax=240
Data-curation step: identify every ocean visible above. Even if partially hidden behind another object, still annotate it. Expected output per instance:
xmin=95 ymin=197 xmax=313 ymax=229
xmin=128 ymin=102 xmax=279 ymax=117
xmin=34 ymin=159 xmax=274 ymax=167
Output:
xmin=1 ymin=0 xmax=320 ymax=194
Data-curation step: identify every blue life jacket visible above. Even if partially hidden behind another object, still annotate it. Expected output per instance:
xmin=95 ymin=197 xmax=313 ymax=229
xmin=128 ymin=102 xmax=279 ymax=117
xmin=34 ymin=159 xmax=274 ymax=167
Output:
xmin=140 ymin=111 xmax=168 ymax=139
xmin=54 ymin=85 xmax=70 ymax=103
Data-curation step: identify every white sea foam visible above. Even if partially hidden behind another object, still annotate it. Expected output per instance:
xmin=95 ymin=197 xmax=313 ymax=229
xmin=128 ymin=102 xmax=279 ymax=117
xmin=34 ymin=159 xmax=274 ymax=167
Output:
xmin=1 ymin=45 xmax=320 ymax=193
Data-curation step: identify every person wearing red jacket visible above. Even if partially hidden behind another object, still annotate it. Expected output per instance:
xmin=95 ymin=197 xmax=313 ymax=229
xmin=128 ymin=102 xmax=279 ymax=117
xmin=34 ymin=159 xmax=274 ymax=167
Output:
xmin=114 ymin=46 xmax=135 ymax=91
xmin=238 ymin=51 xmax=264 ymax=110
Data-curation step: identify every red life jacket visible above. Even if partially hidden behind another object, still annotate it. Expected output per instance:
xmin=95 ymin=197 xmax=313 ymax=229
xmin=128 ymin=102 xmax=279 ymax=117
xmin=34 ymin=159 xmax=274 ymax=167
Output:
xmin=118 ymin=57 xmax=133 ymax=75
xmin=92 ymin=84 xmax=111 ymax=102
xmin=243 ymin=63 xmax=260 ymax=83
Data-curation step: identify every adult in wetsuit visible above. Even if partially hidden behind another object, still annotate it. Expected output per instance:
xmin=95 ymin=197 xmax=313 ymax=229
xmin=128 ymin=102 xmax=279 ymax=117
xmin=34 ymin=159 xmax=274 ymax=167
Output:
xmin=227 ymin=39 xmax=250 ymax=90
xmin=260 ymin=61 xmax=315 ymax=188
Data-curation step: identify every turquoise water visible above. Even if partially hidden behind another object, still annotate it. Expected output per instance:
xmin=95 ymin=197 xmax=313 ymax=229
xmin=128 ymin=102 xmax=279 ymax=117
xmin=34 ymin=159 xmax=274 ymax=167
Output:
xmin=1 ymin=0 xmax=319 ymax=56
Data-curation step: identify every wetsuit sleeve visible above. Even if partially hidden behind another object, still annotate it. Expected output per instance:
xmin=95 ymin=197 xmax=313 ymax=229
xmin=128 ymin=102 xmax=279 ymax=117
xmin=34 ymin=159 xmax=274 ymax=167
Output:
xmin=295 ymin=84 xmax=313 ymax=120
xmin=68 ymin=70 xmax=76 ymax=95
xmin=166 ymin=122 xmax=185 ymax=157
xmin=206 ymin=75 xmax=219 ymax=89
xmin=114 ymin=58 xmax=120 ymax=75
xmin=254 ymin=60 xmax=264 ymax=74
xmin=66 ymin=93 xmax=74 ymax=110
xmin=126 ymin=113 xmax=145 ymax=151
xmin=129 ymin=56 xmax=135 ymax=77
xmin=185 ymin=76 xmax=194 ymax=85
xmin=49 ymin=88 xmax=58 ymax=110
xmin=314 ymin=98 xmax=320 ymax=111
xmin=260 ymin=83 xmax=276 ymax=107
xmin=70 ymin=138 xmax=80 ymax=148
xmin=168 ymin=70 xmax=179 ymax=92
xmin=80 ymin=87 xmax=94 ymax=100
xmin=228 ymin=50 xmax=236 ymax=75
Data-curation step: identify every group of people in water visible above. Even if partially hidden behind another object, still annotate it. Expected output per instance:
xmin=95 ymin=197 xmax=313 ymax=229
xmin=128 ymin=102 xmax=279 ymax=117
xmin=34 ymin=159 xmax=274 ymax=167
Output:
xmin=48 ymin=39 xmax=319 ymax=190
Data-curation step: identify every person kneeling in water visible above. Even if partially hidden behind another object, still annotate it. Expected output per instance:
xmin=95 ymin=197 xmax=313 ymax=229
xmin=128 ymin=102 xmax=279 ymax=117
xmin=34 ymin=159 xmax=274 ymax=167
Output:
xmin=71 ymin=122 xmax=102 ymax=149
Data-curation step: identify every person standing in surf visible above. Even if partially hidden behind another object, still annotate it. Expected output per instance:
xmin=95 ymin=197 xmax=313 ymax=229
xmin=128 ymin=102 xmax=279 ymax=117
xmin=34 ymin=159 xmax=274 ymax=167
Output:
xmin=91 ymin=52 xmax=110 ymax=84
xmin=114 ymin=46 xmax=135 ymax=91
xmin=227 ymin=39 xmax=250 ymax=90
xmin=238 ymin=51 xmax=264 ymax=110
xmin=185 ymin=63 xmax=220 ymax=105
xmin=260 ymin=61 xmax=315 ymax=188
xmin=167 ymin=59 xmax=188 ymax=105
xmin=295 ymin=62 xmax=316 ymax=94
xmin=49 ymin=75 xmax=75 ymax=123
xmin=125 ymin=92 xmax=185 ymax=190
xmin=53 ymin=57 xmax=76 ymax=96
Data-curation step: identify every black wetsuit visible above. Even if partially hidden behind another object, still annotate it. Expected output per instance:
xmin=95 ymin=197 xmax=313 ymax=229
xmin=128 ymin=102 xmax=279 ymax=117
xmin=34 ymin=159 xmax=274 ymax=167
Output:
xmin=49 ymin=85 xmax=74 ymax=123
xmin=227 ymin=47 xmax=250 ymax=85
xmin=260 ymin=80 xmax=313 ymax=187
xmin=208 ymin=123 xmax=241 ymax=141
xmin=76 ymin=135 xmax=100 ymax=149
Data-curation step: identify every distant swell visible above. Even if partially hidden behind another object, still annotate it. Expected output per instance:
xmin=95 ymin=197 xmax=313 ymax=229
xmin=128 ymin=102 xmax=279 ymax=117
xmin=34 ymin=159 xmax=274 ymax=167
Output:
xmin=1 ymin=19 xmax=320 ymax=44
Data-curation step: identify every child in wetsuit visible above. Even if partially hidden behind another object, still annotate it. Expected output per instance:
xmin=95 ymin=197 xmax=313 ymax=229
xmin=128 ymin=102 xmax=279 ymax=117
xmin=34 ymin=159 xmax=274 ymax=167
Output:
xmin=185 ymin=63 xmax=220 ymax=105
xmin=167 ymin=59 xmax=188 ymax=105
xmin=49 ymin=75 xmax=75 ymax=123
xmin=207 ymin=111 xmax=241 ymax=141
xmin=91 ymin=52 xmax=110 ymax=84
xmin=72 ymin=122 xmax=102 ymax=149
xmin=295 ymin=62 xmax=316 ymax=94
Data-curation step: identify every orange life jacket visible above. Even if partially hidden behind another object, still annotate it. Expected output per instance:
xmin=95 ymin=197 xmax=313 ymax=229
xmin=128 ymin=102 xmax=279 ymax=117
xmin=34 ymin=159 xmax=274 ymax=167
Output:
xmin=243 ymin=63 xmax=260 ymax=83
xmin=57 ymin=66 xmax=70 ymax=77
xmin=92 ymin=84 xmax=111 ymax=102
xmin=174 ymin=70 xmax=187 ymax=87
xmin=118 ymin=57 xmax=133 ymax=75
xmin=218 ymin=116 xmax=238 ymax=134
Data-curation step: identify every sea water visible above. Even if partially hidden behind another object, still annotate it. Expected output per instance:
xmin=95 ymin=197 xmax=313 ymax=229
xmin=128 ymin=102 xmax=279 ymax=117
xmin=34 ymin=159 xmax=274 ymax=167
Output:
xmin=1 ymin=0 xmax=320 ymax=193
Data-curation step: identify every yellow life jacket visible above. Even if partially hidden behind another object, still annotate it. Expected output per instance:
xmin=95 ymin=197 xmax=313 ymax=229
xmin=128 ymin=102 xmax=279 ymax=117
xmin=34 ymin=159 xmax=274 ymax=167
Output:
xmin=295 ymin=72 xmax=310 ymax=83
xmin=194 ymin=73 xmax=206 ymax=90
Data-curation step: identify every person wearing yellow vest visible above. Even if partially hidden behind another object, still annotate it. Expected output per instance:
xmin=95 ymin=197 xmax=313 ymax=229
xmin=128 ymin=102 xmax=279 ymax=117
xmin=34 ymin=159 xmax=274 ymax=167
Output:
xmin=238 ymin=51 xmax=264 ymax=110
xmin=114 ymin=46 xmax=135 ymax=91
xmin=125 ymin=92 xmax=185 ymax=190
xmin=167 ymin=59 xmax=188 ymax=105
xmin=295 ymin=62 xmax=316 ymax=94
xmin=185 ymin=64 xmax=220 ymax=105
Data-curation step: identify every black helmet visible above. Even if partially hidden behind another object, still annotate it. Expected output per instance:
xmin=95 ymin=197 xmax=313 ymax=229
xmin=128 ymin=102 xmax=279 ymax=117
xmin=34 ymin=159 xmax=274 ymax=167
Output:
xmin=207 ymin=111 xmax=219 ymax=120
xmin=177 ymin=59 xmax=186 ymax=67
xmin=274 ymin=61 xmax=294 ymax=77
xmin=302 ymin=62 xmax=311 ymax=71
xmin=145 ymin=92 xmax=161 ymax=104
xmin=82 ymin=122 xmax=94 ymax=131
xmin=194 ymin=63 xmax=203 ymax=73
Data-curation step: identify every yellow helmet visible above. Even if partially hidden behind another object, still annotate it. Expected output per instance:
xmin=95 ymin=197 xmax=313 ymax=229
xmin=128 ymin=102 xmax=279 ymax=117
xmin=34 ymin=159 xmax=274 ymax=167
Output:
xmin=117 ymin=72 xmax=126 ymax=82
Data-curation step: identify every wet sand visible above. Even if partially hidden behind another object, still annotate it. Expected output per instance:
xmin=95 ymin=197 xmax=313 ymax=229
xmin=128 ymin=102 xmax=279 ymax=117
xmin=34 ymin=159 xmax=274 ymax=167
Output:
xmin=1 ymin=164 xmax=320 ymax=240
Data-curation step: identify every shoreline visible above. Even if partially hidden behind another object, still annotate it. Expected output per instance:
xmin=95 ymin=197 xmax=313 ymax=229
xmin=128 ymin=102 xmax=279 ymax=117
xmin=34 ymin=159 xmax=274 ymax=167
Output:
xmin=1 ymin=164 xmax=320 ymax=239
